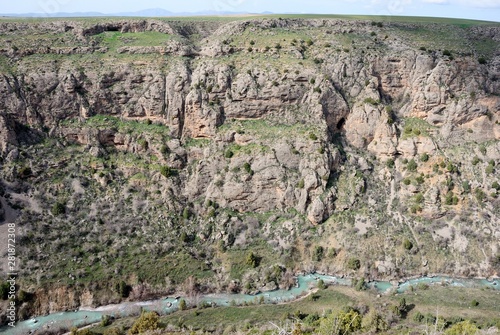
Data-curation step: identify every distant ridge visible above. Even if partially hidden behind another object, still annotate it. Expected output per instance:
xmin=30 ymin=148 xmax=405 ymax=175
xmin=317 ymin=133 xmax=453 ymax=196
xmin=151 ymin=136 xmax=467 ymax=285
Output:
xmin=0 ymin=8 xmax=254 ymax=18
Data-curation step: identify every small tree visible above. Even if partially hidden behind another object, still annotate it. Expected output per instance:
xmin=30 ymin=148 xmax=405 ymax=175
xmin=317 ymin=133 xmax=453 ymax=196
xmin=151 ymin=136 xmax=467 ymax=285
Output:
xmin=362 ymin=309 xmax=388 ymax=333
xmin=445 ymin=320 xmax=479 ymax=335
xmin=17 ymin=290 xmax=31 ymax=303
xmin=101 ymin=314 xmax=111 ymax=327
xmin=179 ymin=298 xmax=187 ymax=310
xmin=129 ymin=311 xmax=159 ymax=334
xmin=246 ymin=252 xmax=259 ymax=268
xmin=347 ymin=258 xmax=361 ymax=270
xmin=398 ymin=297 xmax=408 ymax=315
xmin=312 ymin=246 xmax=324 ymax=262
xmin=354 ymin=277 xmax=366 ymax=291
xmin=116 ymin=280 xmax=130 ymax=298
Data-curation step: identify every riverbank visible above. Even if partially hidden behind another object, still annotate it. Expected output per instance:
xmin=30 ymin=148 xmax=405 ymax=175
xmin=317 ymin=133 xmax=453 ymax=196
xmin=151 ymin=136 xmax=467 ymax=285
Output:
xmin=2 ymin=273 xmax=499 ymax=335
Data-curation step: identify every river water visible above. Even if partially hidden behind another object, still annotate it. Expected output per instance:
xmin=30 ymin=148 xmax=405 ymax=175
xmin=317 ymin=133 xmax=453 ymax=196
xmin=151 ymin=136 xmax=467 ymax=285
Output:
xmin=1 ymin=274 xmax=498 ymax=334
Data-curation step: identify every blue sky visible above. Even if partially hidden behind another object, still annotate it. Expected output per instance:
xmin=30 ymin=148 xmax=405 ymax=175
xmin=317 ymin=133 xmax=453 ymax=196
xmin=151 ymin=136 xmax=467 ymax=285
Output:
xmin=1 ymin=0 xmax=499 ymax=22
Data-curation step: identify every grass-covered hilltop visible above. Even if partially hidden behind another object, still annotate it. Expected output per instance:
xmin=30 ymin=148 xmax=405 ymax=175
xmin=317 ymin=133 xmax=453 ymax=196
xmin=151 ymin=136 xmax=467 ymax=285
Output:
xmin=0 ymin=14 xmax=499 ymax=334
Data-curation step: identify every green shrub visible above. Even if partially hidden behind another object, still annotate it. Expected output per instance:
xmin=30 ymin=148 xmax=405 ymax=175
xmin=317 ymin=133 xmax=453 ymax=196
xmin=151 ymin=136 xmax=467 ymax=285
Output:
xmin=160 ymin=166 xmax=172 ymax=178
xmin=386 ymin=158 xmax=395 ymax=169
xmin=475 ymin=188 xmax=486 ymax=202
xmin=306 ymin=39 xmax=314 ymax=46
xmin=313 ymin=246 xmax=324 ymax=262
xmin=410 ymin=205 xmax=422 ymax=214
xmin=478 ymin=57 xmax=487 ymax=64
xmin=246 ymin=252 xmax=259 ymax=268
xmin=479 ymin=145 xmax=487 ymax=155
xmin=472 ymin=156 xmax=481 ymax=165
xmin=51 ymin=202 xmax=66 ymax=216
xmin=445 ymin=320 xmax=479 ymax=335
xmin=470 ymin=299 xmax=479 ymax=307
xmin=129 ymin=311 xmax=160 ymax=334
xmin=354 ymin=277 xmax=366 ymax=291
xmin=18 ymin=166 xmax=32 ymax=178
xmin=243 ymin=162 xmax=253 ymax=175
xmin=407 ymin=159 xmax=418 ymax=172
xmin=17 ymin=290 xmax=31 ymax=303
xmin=320 ymin=309 xmax=361 ymax=334
xmin=402 ymin=238 xmax=413 ymax=250
xmin=417 ymin=283 xmax=429 ymax=290
xmin=0 ymin=282 xmax=10 ymax=300
xmin=486 ymin=164 xmax=495 ymax=174
xmin=462 ymin=181 xmax=471 ymax=193
xmin=492 ymin=181 xmax=500 ymax=190
xmin=101 ymin=314 xmax=111 ymax=327
xmin=138 ymin=138 xmax=148 ymax=150
xmin=447 ymin=162 xmax=458 ymax=173
xmin=313 ymin=87 xmax=322 ymax=94
xmin=347 ymin=258 xmax=361 ymax=270
xmin=443 ymin=50 xmax=452 ymax=57
xmin=71 ymin=328 xmax=93 ymax=335
xmin=363 ymin=97 xmax=379 ymax=105
xmin=420 ymin=153 xmax=429 ymax=162
xmin=182 ymin=207 xmax=190 ymax=220
xmin=403 ymin=178 xmax=411 ymax=186
xmin=362 ymin=309 xmax=388 ymax=333
xmin=309 ymin=133 xmax=318 ymax=140
xmin=297 ymin=179 xmax=305 ymax=188
xmin=116 ymin=280 xmax=130 ymax=298
xmin=160 ymin=145 xmax=169 ymax=155
xmin=445 ymin=191 xmax=454 ymax=205
xmin=413 ymin=311 xmax=425 ymax=323
xmin=225 ymin=150 xmax=234 ymax=159
xmin=179 ymin=299 xmax=187 ymax=310
xmin=103 ymin=328 xmax=122 ymax=335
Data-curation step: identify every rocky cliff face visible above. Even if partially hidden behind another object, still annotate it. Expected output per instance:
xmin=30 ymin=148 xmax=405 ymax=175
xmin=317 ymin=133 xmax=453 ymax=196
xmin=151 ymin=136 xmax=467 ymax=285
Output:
xmin=0 ymin=17 xmax=499 ymax=318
